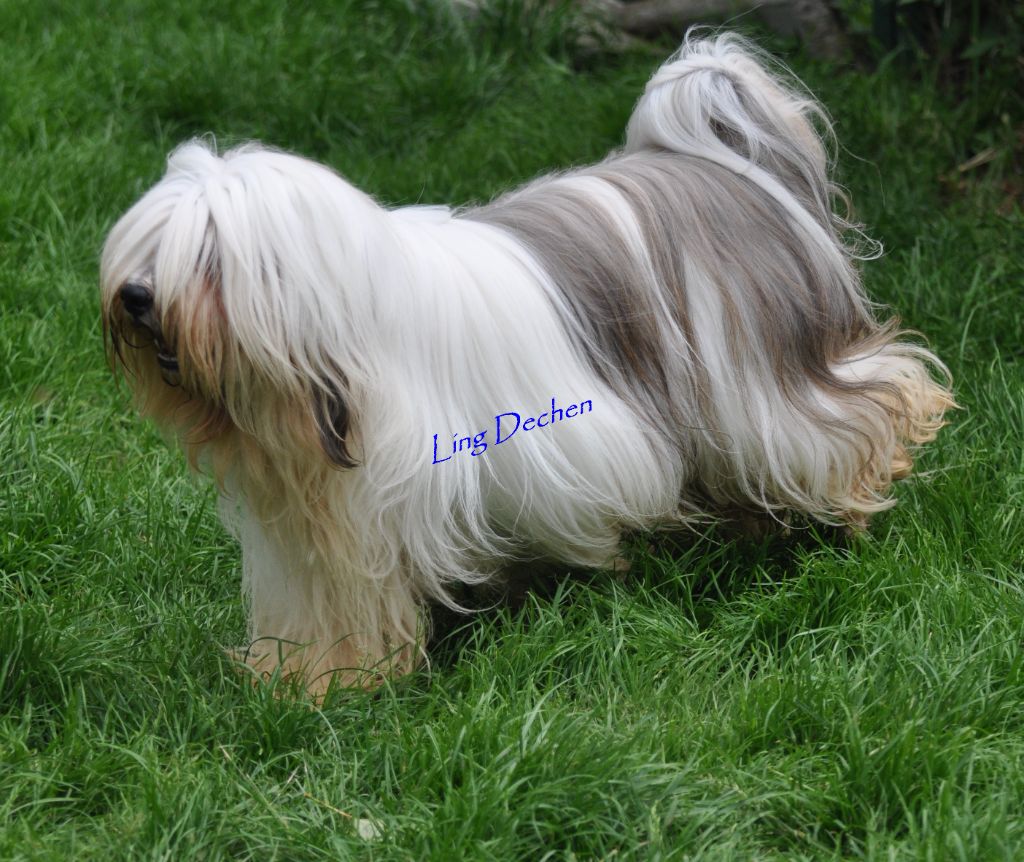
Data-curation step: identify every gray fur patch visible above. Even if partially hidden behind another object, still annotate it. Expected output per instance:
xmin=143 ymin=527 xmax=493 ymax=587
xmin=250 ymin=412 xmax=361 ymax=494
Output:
xmin=470 ymin=150 xmax=890 ymax=464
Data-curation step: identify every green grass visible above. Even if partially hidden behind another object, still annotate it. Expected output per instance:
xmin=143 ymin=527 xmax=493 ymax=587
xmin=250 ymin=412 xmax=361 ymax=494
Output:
xmin=1 ymin=0 xmax=1022 ymax=858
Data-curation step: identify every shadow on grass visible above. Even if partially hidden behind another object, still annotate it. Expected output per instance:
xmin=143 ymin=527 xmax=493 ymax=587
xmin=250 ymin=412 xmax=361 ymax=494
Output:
xmin=427 ymin=516 xmax=857 ymax=673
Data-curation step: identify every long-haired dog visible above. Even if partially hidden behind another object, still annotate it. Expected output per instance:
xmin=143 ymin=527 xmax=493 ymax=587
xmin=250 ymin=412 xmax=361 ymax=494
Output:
xmin=102 ymin=33 xmax=953 ymax=696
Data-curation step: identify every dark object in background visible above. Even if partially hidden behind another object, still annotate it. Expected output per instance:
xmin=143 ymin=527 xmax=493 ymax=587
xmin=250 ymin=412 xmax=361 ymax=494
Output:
xmin=868 ymin=0 xmax=1022 ymax=201
xmin=870 ymin=0 xmax=1022 ymax=69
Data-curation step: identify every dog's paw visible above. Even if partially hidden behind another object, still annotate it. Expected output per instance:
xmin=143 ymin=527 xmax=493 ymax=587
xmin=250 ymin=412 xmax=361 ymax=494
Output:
xmin=223 ymin=641 xmax=408 ymax=701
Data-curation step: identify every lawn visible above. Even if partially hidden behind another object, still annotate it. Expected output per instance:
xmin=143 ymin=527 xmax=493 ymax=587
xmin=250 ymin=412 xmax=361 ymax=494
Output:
xmin=1 ymin=0 xmax=1022 ymax=859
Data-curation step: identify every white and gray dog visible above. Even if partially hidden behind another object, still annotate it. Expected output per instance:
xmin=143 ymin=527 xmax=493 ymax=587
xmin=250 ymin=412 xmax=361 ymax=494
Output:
xmin=102 ymin=33 xmax=953 ymax=696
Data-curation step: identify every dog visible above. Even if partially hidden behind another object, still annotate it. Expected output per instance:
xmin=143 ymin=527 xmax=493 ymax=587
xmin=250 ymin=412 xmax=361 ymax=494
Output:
xmin=101 ymin=33 xmax=953 ymax=696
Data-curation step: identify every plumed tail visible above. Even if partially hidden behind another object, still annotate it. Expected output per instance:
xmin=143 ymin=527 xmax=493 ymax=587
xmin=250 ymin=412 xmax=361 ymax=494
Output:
xmin=625 ymin=31 xmax=876 ymax=265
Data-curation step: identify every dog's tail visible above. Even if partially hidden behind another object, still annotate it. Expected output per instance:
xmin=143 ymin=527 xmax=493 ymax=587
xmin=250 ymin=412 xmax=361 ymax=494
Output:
xmin=624 ymin=31 xmax=867 ymax=277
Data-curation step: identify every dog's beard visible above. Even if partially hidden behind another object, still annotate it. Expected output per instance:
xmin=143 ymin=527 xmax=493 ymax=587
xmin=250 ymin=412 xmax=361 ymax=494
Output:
xmin=99 ymin=32 xmax=953 ymax=695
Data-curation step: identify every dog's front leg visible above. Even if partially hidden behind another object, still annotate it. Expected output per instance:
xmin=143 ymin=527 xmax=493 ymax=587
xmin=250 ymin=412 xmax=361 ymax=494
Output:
xmin=222 ymin=494 xmax=422 ymax=698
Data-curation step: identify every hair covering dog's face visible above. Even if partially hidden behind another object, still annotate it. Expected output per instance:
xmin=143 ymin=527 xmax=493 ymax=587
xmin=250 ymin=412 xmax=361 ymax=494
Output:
xmin=101 ymin=146 xmax=361 ymax=472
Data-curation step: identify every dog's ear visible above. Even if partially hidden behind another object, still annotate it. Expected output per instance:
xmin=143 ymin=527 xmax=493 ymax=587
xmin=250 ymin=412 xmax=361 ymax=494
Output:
xmin=312 ymin=380 xmax=357 ymax=468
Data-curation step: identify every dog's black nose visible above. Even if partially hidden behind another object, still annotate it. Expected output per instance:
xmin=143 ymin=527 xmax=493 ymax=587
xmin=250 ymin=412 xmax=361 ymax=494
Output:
xmin=119 ymin=282 xmax=153 ymax=317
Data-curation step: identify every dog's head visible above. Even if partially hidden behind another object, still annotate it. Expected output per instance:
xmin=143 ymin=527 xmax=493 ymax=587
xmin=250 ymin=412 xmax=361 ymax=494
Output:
xmin=101 ymin=141 xmax=374 ymax=471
